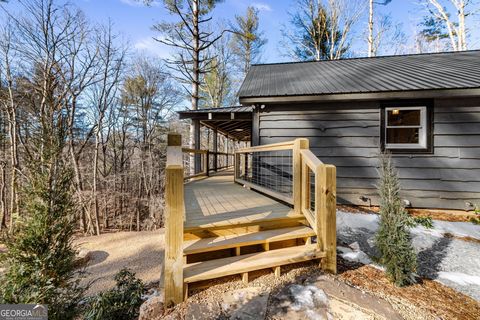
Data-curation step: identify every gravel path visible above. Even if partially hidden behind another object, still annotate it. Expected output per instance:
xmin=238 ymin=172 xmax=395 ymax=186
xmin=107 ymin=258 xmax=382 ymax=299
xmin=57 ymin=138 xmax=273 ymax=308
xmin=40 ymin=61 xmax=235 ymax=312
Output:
xmin=337 ymin=211 xmax=480 ymax=301
xmin=75 ymin=230 xmax=165 ymax=296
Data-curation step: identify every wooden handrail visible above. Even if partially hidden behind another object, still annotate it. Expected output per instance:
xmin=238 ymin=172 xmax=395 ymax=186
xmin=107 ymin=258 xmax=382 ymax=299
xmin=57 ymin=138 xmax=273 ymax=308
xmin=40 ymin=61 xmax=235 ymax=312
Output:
xmin=300 ymin=149 xmax=324 ymax=169
xmin=236 ymin=139 xmax=297 ymax=153
xmin=182 ymin=147 xmax=208 ymax=154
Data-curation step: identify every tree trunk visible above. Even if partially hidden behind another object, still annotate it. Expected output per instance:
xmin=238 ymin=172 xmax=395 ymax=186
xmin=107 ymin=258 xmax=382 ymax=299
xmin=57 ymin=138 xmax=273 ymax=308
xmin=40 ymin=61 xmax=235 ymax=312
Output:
xmin=368 ymin=0 xmax=374 ymax=57
xmin=93 ymin=132 xmax=101 ymax=235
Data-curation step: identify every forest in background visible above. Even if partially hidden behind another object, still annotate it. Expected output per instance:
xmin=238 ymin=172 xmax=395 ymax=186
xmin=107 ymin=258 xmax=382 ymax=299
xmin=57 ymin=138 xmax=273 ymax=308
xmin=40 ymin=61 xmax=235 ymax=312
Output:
xmin=0 ymin=0 xmax=478 ymax=235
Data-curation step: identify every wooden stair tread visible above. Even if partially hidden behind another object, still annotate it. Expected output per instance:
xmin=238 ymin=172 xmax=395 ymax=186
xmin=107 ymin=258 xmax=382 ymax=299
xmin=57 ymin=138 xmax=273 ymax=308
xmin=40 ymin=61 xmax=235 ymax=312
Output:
xmin=183 ymin=244 xmax=325 ymax=283
xmin=183 ymin=226 xmax=315 ymax=255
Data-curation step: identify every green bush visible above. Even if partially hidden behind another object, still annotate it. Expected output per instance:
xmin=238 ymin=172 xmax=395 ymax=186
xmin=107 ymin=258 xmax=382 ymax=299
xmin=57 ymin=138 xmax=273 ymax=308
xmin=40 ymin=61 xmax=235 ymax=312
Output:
xmin=375 ymin=152 xmax=417 ymax=287
xmin=84 ymin=269 xmax=144 ymax=320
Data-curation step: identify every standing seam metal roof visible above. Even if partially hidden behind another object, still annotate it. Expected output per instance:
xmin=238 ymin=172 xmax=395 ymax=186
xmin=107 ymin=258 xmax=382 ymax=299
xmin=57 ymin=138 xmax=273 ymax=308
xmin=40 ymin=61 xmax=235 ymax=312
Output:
xmin=238 ymin=50 xmax=480 ymax=98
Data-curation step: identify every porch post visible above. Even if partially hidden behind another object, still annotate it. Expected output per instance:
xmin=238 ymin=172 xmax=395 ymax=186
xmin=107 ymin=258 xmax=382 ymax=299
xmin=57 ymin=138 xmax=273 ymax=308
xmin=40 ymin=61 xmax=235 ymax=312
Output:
xmin=213 ymin=128 xmax=218 ymax=172
xmin=193 ymin=120 xmax=201 ymax=174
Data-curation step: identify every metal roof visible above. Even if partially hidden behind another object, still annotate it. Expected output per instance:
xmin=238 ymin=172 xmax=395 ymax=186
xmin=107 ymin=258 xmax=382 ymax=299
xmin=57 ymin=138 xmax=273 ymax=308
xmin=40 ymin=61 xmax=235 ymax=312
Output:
xmin=177 ymin=106 xmax=253 ymax=141
xmin=177 ymin=106 xmax=253 ymax=114
xmin=238 ymin=50 xmax=480 ymax=100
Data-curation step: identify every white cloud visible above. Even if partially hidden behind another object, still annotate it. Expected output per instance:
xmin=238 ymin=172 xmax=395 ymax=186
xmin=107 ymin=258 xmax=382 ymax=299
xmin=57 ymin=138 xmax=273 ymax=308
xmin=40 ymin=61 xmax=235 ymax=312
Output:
xmin=134 ymin=37 xmax=172 ymax=59
xmin=119 ymin=0 xmax=160 ymax=7
xmin=251 ymin=2 xmax=272 ymax=12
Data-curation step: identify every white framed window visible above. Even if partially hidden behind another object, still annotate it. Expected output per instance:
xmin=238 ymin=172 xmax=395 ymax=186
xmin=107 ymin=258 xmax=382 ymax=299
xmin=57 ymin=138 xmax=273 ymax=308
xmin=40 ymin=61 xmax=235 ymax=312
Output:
xmin=384 ymin=106 xmax=427 ymax=150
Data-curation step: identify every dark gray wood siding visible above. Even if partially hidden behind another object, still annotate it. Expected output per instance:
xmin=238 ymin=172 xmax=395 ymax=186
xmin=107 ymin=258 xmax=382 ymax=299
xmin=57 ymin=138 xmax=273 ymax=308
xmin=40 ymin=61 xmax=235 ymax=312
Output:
xmin=256 ymin=98 xmax=480 ymax=210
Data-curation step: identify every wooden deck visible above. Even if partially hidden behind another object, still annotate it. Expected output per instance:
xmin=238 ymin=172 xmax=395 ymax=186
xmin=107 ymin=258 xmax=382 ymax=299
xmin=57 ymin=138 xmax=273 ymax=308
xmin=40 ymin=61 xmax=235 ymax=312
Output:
xmin=184 ymin=170 xmax=303 ymax=232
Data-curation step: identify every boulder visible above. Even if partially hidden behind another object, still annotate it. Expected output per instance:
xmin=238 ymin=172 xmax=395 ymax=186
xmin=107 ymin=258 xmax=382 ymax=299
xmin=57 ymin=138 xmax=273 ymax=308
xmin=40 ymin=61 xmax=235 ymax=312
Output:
xmin=139 ymin=295 xmax=164 ymax=320
xmin=270 ymin=284 xmax=332 ymax=320
xmin=222 ymin=287 xmax=269 ymax=320
xmin=74 ymin=249 xmax=92 ymax=267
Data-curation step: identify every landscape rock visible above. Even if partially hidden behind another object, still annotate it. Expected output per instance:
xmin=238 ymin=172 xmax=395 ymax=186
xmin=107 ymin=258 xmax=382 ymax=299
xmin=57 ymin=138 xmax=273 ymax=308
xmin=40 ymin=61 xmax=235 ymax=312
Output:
xmin=139 ymin=294 xmax=164 ymax=320
xmin=185 ymin=302 xmax=219 ymax=320
xmin=222 ymin=287 xmax=269 ymax=320
xmin=270 ymin=284 xmax=332 ymax=320
xmin=74 ymin=249 xmax=92 ymax=267
xmin=349 ymin=241 xmax=361 ymax=251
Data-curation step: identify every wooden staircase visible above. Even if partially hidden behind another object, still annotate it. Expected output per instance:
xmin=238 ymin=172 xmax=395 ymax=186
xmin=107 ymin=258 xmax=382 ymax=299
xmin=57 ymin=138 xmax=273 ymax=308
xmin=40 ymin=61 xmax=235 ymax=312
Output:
xmin=164 ymin=134 xmax=336 ymax=307
xmin=182 ymin=225 xmax=322 ymax=299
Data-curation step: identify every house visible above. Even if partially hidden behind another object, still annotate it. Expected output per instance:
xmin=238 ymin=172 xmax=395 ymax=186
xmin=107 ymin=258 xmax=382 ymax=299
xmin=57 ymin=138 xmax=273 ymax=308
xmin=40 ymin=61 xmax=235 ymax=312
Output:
xmin=181 ymin=50 xmax=480 ymax=211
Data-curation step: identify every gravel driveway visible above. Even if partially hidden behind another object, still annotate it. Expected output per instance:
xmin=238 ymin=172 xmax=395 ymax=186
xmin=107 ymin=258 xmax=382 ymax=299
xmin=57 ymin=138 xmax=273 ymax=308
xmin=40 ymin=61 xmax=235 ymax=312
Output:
xmin=75 ymin=230 xmax=165 ymax=296
xmin=337 ymin=211 xmax=480 ymax=301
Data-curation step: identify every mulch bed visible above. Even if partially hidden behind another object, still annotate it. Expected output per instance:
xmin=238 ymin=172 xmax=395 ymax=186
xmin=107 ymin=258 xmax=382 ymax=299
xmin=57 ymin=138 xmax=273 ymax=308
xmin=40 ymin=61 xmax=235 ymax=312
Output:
xmin=338 ymin=261 xmax=480 ymax=320
xmin=338 ymin=204 xmax=478 ymax=223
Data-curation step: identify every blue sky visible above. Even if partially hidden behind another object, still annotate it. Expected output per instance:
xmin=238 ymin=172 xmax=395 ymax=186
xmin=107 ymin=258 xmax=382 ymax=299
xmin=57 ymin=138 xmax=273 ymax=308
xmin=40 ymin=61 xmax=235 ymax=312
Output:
xmin=2 ymin=0 xmax=480 ymax=63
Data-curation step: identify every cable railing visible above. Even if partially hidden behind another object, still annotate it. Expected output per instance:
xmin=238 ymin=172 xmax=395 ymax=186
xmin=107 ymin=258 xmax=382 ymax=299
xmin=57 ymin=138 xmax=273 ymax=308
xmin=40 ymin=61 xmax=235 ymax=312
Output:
xmin=234 ymin=138 xmax=337 ymax=273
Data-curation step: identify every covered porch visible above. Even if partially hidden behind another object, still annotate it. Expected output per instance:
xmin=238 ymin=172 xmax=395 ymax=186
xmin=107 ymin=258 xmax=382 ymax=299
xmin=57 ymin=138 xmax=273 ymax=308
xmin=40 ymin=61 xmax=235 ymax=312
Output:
xmin=178 ymin=106 xmax=253 ymax=176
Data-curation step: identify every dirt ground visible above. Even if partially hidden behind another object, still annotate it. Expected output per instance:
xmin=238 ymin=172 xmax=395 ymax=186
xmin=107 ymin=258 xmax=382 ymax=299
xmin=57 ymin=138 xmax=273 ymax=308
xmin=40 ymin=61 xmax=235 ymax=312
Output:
xmin=74 ymin=230 xmax=165 ymax=296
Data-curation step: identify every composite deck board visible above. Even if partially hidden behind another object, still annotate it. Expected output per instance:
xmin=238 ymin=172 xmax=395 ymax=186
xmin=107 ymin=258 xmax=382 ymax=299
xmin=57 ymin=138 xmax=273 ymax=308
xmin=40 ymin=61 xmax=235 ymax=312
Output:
xmin=184 ymin=171 xmax=301 ymax=230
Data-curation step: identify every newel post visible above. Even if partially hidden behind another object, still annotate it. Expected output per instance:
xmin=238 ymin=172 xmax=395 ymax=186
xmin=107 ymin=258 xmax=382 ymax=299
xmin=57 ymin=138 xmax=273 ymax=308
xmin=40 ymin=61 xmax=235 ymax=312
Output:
xmin=293 ymin=138 xmax=309 ymax=215
xmin=164 ymin=133 xmax=185 ymax=306
xmin=317 ymin=164 xmax=337 ymax=274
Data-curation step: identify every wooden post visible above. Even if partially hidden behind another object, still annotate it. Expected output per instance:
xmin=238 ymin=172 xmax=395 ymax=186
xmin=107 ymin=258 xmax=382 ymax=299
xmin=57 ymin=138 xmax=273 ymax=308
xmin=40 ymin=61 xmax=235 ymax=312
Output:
xmin=164 ymin=133 xmax=185 ymax=306
xmin=213 ymin=129 xmax=218 ymax=172
xmin=206 ymin=151 xmax=210 ymax=176
xmin=316 ymin=164 xmax=337 ymax=274
xmin=293 ymin=138 xmax=309 ymax=215
xmin=193 ymin=120 xmax=201 ymax=174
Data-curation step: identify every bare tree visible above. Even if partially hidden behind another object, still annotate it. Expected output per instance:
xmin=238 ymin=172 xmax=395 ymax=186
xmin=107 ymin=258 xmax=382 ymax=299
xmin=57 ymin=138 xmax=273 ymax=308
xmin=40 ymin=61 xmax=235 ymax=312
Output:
xmin=201 ymin=34 xmax=234 ymax=108
xmin=0 ymin=21 xmax=20 ymax=228
xmin=368 ymin=0 xmax=393 ymax=57
xmin=281 ymin=0 xmax=364 ymax=61
xmin=146 ymin=0 xmax=230 ymax=173
xmin=89 ymin=24 xmax=127 ymax=235
xmin=420 ymin=0 xmax=478 ymax=51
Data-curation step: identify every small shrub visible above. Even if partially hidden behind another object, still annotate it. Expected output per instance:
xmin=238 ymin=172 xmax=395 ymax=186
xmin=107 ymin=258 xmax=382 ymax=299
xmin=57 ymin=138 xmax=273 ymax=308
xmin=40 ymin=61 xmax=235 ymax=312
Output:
xmin=413 ymin=216 xmax=434 ymax=229
xmin=471 ymin=205 xmax=480 ymax=225
xmin=84 ymin=269 xmax=144 ymax=320
xmin=375 ymin=152 xmax=417 ymax=287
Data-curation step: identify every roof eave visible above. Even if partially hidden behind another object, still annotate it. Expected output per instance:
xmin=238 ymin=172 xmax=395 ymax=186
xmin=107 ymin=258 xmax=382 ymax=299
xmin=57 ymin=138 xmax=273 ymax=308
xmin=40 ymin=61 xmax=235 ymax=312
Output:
xmin=239 ymin=88 xmax=480 ymax=105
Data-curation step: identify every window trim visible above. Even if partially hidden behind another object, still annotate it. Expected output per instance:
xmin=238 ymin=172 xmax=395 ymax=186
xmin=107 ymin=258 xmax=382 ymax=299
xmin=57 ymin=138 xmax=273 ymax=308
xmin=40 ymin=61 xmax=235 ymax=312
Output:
xmin=380 ymin=100 xmax=434 ymax=154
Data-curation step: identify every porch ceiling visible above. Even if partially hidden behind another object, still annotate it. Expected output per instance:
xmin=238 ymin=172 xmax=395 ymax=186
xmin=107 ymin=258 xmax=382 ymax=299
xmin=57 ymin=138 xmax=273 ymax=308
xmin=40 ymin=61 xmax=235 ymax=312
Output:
xmin=178 ymin=106 xmax=253 ymax=141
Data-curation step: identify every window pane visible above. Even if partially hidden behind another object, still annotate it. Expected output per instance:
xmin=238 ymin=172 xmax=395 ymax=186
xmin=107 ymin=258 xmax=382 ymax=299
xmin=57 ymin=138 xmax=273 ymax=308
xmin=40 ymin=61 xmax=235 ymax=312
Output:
xmin=387 ymin=109 xmax=421 ymax=126
xmin=387 ymin=128 xmax=419 ymax=144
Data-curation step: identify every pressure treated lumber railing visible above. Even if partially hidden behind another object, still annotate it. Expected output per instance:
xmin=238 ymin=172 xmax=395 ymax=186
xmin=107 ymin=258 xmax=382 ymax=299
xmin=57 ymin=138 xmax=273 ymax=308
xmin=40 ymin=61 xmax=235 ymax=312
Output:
xmin=234 ymin=138 xmax=337 ymax=273
xmin=165 ymin=133 xmax=185 ymax=306
xmin=182 ymin=148 xmax=234 ymax=180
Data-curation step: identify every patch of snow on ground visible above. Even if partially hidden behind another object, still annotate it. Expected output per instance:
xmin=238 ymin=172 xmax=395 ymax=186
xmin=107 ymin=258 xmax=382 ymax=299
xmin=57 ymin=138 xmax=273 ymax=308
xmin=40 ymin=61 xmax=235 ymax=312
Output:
xmin=288 ymin=285 xmax=329 ymax=319
xmin=336 ymin=210 xmax=480 ymax=301
xmin=338 ymin=246 xmax=372 ymax=265
xmin=437 ymin=272 xmax=480 ymax=286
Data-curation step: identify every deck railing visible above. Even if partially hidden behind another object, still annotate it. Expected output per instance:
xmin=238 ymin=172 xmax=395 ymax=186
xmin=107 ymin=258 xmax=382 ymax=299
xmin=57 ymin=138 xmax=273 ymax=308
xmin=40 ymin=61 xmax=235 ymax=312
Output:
xmin=182 ymin=148 xmax=234 ymax=180
xmin=234 ymin=138 xmax=337 ymax=273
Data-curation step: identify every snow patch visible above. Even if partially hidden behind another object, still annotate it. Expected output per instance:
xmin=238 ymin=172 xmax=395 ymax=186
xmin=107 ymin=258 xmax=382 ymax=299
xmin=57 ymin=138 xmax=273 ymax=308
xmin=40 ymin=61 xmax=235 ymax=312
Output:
xmin=338 ymin=246 xmax=372 ymax=265
xmin=437 ymin=272 xmax=480 ymax=286
xmin=288 ymin=285 xmax=328 ymax=311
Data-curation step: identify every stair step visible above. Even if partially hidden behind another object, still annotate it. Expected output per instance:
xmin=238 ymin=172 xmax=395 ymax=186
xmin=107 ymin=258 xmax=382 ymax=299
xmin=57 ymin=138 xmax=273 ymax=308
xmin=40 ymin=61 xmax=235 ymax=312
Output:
xmin=183 ymin=226 xmax=315 ymax=255
xmin=183 ymin=244 xmax=325 ymax=283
